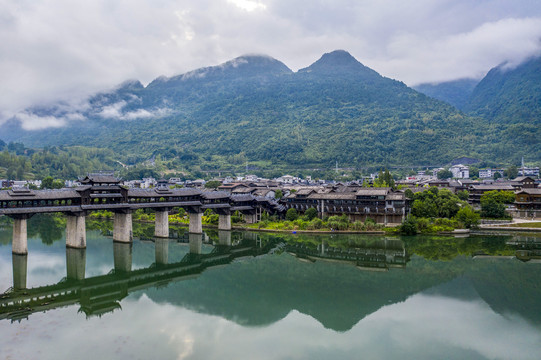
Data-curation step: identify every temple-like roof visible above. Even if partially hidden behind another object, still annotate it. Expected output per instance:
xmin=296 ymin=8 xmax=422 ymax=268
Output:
xmin=79 ymin=174 xmax=121 ymax=185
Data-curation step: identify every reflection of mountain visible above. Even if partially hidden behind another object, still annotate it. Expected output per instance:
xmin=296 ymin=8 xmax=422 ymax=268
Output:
xmin=2 ymin=230 xmax=540 ymax=331
xmin=142 ymin=252 xmax=460 ymax=331
xmin=468 ymin=260 xmax=541 ymax=325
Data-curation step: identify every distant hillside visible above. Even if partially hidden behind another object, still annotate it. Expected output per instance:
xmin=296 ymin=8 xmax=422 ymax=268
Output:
xmin=414 ymin=78 xmax=479 ymax=110
xmin=465 ymin=56 xmax=541 ymax=163
xmin=2 ymin=50 xmax=538 ymax=168
xmin=466 ymin=56 xmax=541 ymax=122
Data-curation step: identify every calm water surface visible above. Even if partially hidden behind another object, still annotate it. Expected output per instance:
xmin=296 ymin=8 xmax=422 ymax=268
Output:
xmin=0 ymin=217 xmax=540 ymax=360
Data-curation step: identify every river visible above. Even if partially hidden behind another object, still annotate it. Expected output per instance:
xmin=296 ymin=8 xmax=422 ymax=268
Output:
xmin=0 ymin=216 xmax=540 ymax=360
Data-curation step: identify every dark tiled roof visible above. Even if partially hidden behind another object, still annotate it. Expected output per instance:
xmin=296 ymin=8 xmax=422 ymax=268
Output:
xmin=0 ymin=189 xmax=80 ymax=201
xmin=202 ymin=191 xmax=230 ymax=199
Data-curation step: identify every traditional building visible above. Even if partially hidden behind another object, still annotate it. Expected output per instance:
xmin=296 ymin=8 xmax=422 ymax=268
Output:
xmin=514 ymin=188 xmax=541 ymax=219
xmin=283 ymin=187 xmax=407 ymax=225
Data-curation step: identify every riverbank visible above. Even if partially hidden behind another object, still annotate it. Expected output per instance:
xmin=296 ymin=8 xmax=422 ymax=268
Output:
xmin=230 ymin=226 xmax=386 ymax=235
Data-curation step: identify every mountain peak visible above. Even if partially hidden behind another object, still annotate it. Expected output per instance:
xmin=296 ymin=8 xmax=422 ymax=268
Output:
xmin=298 ymin=50 xmax=380 ymax=78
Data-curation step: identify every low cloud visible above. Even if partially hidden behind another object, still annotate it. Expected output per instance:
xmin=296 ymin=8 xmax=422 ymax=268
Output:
xmin=15 ymin=112 xmax=69 ymax=131
xmin=1 ymin=0 xmax=541 ymax=126
xmin=370 ymin=17 xmax=541 ymax=84
xmin=97 ymin=101 xmax=170 ymax=120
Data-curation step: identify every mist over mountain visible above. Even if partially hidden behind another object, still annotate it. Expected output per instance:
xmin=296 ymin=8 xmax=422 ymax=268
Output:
xmin=1 ymin=50 xmax=539 ymax=167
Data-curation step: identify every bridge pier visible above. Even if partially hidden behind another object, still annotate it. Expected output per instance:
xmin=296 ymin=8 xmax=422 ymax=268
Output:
xmin=113 ymin=211 xmax=133 ymax=243
xmin=244 ymin=213 xmax=257 ymax=224
xmin=218 ymin=214 xmax=231 ymax=230
xmin=218 ymin=230 xmax=232 ymax=246
xmin=113 ymin=242 xmax=132 ymax=273
xmin=189 ymin=212 xmax=203 ymax=234
xmin=189 ymin=233 xmax=202 ymax=254
xmin=12 ymin=215 xmax=30 ymax=255
xmin=155 ymin=238 xmax=169 ymax=265
xmin=12 ymin=254 xmax=27 ymax=290
xmin=66 ymin=213 xmax=86 ymax=248
xmin=155 ymin=210 xmax=169 ymax=238
xmin=66 ymin=247 xmax=86 ymax=281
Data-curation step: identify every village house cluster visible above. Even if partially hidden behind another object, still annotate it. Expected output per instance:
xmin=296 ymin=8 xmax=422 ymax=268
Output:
xmin=1 ymin=163 xmax=540 ymax=223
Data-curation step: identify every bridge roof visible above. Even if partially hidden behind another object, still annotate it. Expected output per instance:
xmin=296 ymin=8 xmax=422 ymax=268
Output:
xmin=79 ymin=174 xmax=121 ymax=184
xmin=230 ymin=194 xmax=254 ymax=202
xmin=128 ymin=188 xmax=201 ymax=197
xmin=202 ymin=191 xmax=230 ymax=200
xmin=0 ymin=189 xmax=81 ymax=201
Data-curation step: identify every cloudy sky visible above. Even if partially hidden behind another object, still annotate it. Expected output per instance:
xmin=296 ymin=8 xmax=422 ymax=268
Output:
xmin=1 ymin=0 xmax=541 ymax=125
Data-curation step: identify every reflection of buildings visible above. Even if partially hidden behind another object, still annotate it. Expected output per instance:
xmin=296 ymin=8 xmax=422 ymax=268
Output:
xmin=0 ymin=233 xmax=272 ymax=322
xmin=286 ymin=238 xmax=408 ymax=271
xmin=507 ymin=238 xmax=541 ymax=262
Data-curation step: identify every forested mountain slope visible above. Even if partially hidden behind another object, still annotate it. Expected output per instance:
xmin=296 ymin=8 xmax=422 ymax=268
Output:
xmin=2 ymin=51 xmax=538 ymax=167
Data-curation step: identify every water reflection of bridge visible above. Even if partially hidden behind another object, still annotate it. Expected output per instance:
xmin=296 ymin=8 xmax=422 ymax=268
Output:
xmin=0 ymin=231 xmax=271 ymax=322
xmin=286 ymin=238 xmax=408 ymax=271
xmin=1 ymin=232 xmax=411 ymax=323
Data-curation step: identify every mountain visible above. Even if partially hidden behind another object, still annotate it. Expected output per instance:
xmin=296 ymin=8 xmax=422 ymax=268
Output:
xmin=413 ymin=78 xmax=479 ymax=111
xmin=466 ymin=56 xmax=541 ymax=123
xmin=465 ymin=56 xmax=541 ymax=162
xmin=0 ymin=50 xmax=527 ymax=168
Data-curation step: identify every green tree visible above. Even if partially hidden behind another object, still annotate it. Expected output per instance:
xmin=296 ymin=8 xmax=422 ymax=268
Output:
xmin=493 ymin=172 xmax=502 ymax=180
xmin=204 ymin=180 xmax=221 ymax=189
xmin=404 ymin=189 xmax=414 ymax=199
xmin=456 ymin=190 xmax=469 ymax=201
xmin=480 ymin=190 xmax=512 ymax=218
xmin=274 ymin=189 xmax=283 ymax=199
xmin=437 ymin=169 xmax=453 ymax=179
xmin=374 ymin=169 xmax=395 ymax=188
xmin=506 ymin=165 xmax=518 ymax=179
xmin=305 ymin=207 xmax=318 ymax=221
xmin=41 ymin=176 xmax=54 ymax=189
xmin=51 ymin=179 xmax=64 ymax=189
xmin=454 ymin=206 xmax=480 ymax=229
xmin=285 ymin=208 xmax=298 ymax=221
xmin=400 ymin=215 xmax=418 ymax=235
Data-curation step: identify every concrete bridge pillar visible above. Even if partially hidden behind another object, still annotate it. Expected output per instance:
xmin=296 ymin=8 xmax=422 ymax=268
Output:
xmin=66 ymin=247 xmax=86 ymax=281
xmin=113 ymin=242 xmax=132 ymax=273
xmin=155 ymin=210 xmax=169 ymax=238
xmin=113 ymin=211 xmax=133 ymax=243
xmin=218 ymin=214 xmax=231 ymax=230
xmin=12 ymin=254 xmax=27 ymax=290
xmin=155 ymin=238 xmax=169 ymax=265
xmin=66 ymin=213 xmax=86 ymax=248
xmin=244 ymin=213 xmax=257 ymax=224
xmin=12 ymin=216 xmax=28 ymax=255
xmin=189 ymin=212 xmax=203 ymax=234
xmin=218 ymin=230 xmax=232 ymax=246
xmin=189 ymin=233 xmax=202 ymax=254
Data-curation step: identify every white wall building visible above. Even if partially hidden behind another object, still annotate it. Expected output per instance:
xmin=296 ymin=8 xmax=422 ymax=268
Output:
xmin=450 ymin=164 xmax=469 ymax=179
